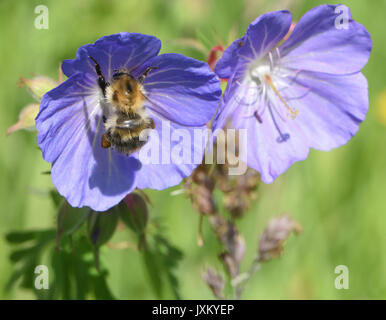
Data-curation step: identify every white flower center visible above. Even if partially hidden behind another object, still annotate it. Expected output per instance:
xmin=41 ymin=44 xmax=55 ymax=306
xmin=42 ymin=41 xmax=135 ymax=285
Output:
xmin=250 ymin=63 xmax=271 ymax=83
xmin=247 ymin=53 xmax=298 ymax=121
xmin=237 ymin=49 xmax=301 ymax=143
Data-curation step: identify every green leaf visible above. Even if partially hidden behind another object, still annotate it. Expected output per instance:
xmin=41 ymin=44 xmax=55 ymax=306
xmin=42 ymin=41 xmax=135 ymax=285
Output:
xmin=154 ymin=235 xmax=183 ymax=299
xmin=6 ymin=225 xmax=115 ymax=299
xmin=6 ymin=229 xmax=55 ymax=245
xmin=142 ymin=233 xmax=183 ymax=299
xmin=50 ymin=235 xmax=115 ymax=299
xmin=142 ymin=249 xmax=163 ymax=299
xmin=6 ymin=231 xmax=39 ymax=244
xmin=5 ymin=229 xmax=56 ymax=291
xmin=9 ymin=247 xmax=37 ymax=263
xmin=51 ymin=247 xmax=73 ymax=299
xmin=91 ymin=270 xmax=115 ymax=300
xmin=119 ymin=195 xmax=149 ymax=249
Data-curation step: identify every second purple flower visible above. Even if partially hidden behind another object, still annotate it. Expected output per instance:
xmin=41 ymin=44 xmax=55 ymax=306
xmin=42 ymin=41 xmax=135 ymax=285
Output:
xmin=214 ymin=5 xmax=372 ymax=183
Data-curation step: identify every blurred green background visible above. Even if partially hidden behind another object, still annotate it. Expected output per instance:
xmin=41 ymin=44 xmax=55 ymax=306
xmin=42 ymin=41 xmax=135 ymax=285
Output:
xmin=1 ymin=0 xmax=385 ymax=299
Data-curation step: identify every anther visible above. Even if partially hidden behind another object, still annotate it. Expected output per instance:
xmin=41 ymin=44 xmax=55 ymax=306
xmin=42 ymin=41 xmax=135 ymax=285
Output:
xmin=254 ymin=111 xmax=263 ymax=123
xmin=264 ymin=75 xmax=298 ymax=119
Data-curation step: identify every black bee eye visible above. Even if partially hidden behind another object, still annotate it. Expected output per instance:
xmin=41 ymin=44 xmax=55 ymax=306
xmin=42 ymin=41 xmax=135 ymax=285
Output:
xmin=126 ymin=81 xmax=132 ymax=94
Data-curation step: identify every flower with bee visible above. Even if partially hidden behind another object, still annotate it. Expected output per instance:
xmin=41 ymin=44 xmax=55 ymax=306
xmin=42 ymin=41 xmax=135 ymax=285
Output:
xmin=213 ymin=5 xmax=372 ymax=183
xmin=36 ymin=33 xmax=221 ymax=211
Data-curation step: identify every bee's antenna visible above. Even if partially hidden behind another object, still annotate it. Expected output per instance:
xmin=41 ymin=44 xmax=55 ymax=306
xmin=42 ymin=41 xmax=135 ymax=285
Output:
xmin=89 ymin=56 xmax=109 ymax=96
xmin=138 ymin=66 xmax=158 ymax=83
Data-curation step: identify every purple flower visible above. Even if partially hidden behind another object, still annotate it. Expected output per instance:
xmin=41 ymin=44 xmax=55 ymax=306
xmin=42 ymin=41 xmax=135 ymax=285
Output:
xmin=36 ymin=33 xmax=221 ymax=211
xmin=214 ymin=5 xmax=371 ymax=183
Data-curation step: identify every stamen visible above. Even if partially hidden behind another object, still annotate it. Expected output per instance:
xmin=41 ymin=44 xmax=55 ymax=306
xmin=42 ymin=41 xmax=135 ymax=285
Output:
xmin=275 ymin=48 xmax=281 ymax=72
xmin=268 ymin=51 xmax=274 ymax=72
xmin=264 ymin=75 xmax=298 ymax=120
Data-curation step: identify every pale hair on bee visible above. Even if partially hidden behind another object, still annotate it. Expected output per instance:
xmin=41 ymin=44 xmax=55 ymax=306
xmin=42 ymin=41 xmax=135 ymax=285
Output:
xmin=89 ymin=56 xmax=157 ymax=155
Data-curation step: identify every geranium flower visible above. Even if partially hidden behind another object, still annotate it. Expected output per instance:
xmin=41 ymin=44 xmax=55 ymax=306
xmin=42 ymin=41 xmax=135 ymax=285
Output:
xmin=36 ymin=33 xmax=221 ymax=211
xmin=213 ymin=5 xmax=372 ymax=183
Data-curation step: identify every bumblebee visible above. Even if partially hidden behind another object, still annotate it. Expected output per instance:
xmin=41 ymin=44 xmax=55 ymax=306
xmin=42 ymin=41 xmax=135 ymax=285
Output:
xmin=89 ymin=56 xmax=156 ymax=154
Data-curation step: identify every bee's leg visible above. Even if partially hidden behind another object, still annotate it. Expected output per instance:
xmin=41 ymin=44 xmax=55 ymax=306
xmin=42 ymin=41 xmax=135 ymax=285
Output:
xmin=145 ymin=118 xmax=155 ymax=130
xmin=149 ymin=118 xmax=155 ymax=129
xmin=101 ymin=133 xmax=111 ymax=149
xmin=138 ymin=66 xmax=158 ymax=83
xmin=89 ymin=56 xmax=109 ymax=96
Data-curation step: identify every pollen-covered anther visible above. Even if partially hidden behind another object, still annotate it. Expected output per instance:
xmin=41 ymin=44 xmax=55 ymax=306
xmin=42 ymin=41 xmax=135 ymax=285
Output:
xmin=264 ymin=75 xmax=298 ymax=120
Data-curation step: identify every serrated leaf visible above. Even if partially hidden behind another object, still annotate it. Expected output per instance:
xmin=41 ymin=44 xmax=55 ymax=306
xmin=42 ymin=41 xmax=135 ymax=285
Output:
xmin=142 ymin=249 xmax=163 ymax=299
xmin=142 ymin=233 xmax=183 ymax=299
xmin=6 ymin=230 xmax=55 ymax=244
xmin=6 ymin=229 xmax=56 ymax=292
xmin=154 ymin=235 xmax=183 ymax=299
xmin=9 ymin=247 xmax=36 ymax=262
xmin=6 ymin=231 xmax=38 ymax=244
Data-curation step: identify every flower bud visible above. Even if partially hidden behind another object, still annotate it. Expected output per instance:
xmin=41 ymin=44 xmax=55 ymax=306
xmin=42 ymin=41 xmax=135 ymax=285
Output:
xmin=209 ymin=215 xmax=245 ymax=277
xmin=214 ymin=129 xmax=260 ymax=218
xmin=6 ymin=104 xmax=39 ymax=136
xmin=87 ymin=209 xmax=119 ymax=248
xmin=203 ymin=267 xmax=224 ymax=299
xmin=18 ymin=76 xmax=58 ymax=101
xmin=121 ymin=193 xmax=148 ymax=235
xmin=189 ymin=164 xmax=216 ymax=215
xmin=57 ymin=202 xmax=90 ymax=237
xmin=258 ymin=214 xmax=302 ymax=262
xmin=7 ymin=75 xmax=58 ymax=136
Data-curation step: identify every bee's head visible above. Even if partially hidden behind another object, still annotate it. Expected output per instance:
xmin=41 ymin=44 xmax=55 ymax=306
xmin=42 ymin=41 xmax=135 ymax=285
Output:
xmin=112 ymin=67 xmax=131 ymax=79
xmin=107 ymin=71 xmax=144 ymax=113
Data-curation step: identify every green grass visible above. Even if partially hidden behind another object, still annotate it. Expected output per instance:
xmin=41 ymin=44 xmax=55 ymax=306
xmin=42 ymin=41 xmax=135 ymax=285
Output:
xmin=1 ymin=0 xmax=385 ymax=299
